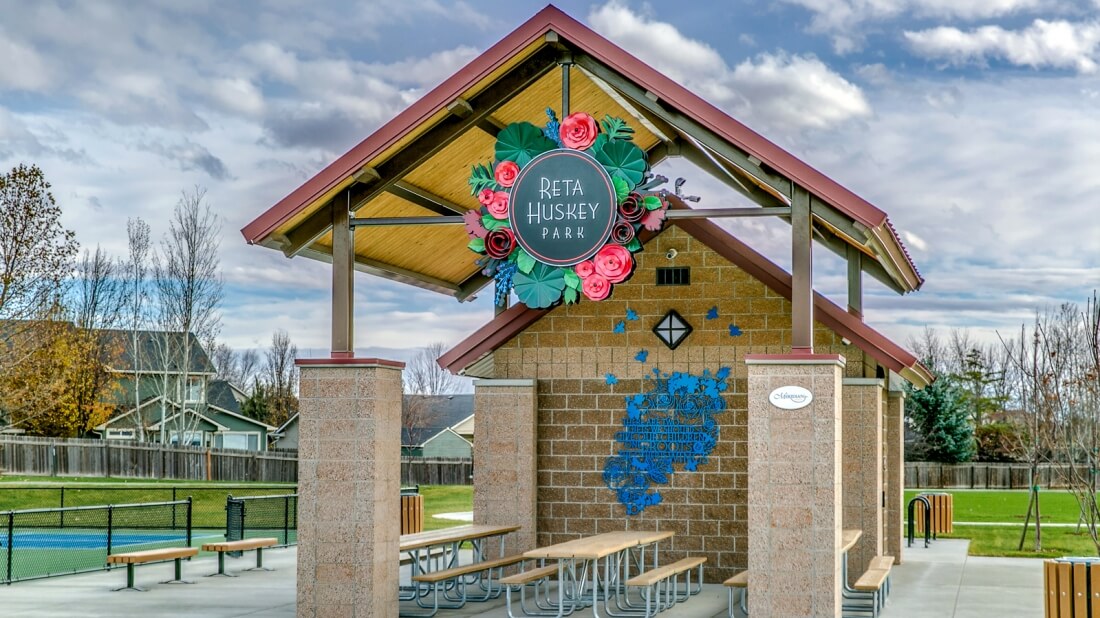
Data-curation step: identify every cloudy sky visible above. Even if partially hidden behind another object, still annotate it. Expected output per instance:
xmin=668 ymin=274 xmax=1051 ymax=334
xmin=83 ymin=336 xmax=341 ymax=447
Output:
xmin=2 ymin=0 xmax=1098 ymax=364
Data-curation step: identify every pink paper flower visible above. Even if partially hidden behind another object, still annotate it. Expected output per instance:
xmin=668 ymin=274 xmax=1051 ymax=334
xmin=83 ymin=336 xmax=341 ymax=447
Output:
xmin=463 ymin=210 xmax=488 ymax=240
xmin=477 ymin=188 xmax=495 ymax=206
xmin=494 ymin=160 xmax=520 ymax=188
xmin=484 ymin=227 xmax=515 ymax=259
xmin=559 ymin=112 xmax=599 ymax=150
xmin=594 ymin=244 xmax=633 ymax=283
xmin=640 ymin=207 xmax=667 ymax=232
xmin=581 ymin=272 xmax=611 ymax=301
xmin=486 ymin=191 xmax=510 ymax=219
xmin=611 ymin=220 xmax=636 ymax=245
xmin=618 ymin=193 xmax=644 ymax=222
xmin=575 ymin=260 xmax=595 ymax=279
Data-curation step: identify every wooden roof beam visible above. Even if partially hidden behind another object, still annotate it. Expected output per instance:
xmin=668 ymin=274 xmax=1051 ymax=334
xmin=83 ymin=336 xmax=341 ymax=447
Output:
xmin=387 ymin=181 xmax=467 ymax=216
xmin=280 ymin=47 xmax=561 ymax=258
xmin=446 ymin=98 xmax=504 ymax=137
xmin=813 ymin=225 xmax=906 ymax=295
xmin=298 ymin=246 xmax=461 ymax=296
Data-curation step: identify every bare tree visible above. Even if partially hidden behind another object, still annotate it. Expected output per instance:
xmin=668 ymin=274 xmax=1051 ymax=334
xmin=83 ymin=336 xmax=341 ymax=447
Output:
xmin=402 ymin=342 xmax=460 ymax=457
xmin=262 ymin=330 xmax=298 ymax=428
xmin=211 ymin=343 xmax=259 ymax=392
xmin=124 ymin=218 xmax=153 ymax=440
xmin=150 ymin=188 xmax=223 ymax=444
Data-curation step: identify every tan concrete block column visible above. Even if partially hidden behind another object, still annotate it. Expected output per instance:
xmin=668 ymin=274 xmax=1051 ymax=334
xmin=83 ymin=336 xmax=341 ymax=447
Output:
xmin=472 ymin=379 xmax=538 ymax=555
xmin=746 ymin=354 xmax=844 ymax=618
xmin=884 ymin=390 xmax=905 ymax=564
xmin=841 ymin=378 xmax=883 ymax=584
xmin=295 ymin=358 xmax=404 ymax=618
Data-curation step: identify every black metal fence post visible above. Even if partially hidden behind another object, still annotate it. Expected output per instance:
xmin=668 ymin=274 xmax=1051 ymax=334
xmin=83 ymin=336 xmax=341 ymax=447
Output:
xmin=186 ymin=497 xmax=192 ymax=548
xmin=172 ymin=488 xmax=177 ymax=529
xmin=6 ymin=511 xmax=13 ymax=585
xmin=283 ymin=495 xmax=290 ymax=546
xmin=59 ymin=487 xmax=65 ymax=529
xmin=106 ymin=505 xmax=113 ymax=561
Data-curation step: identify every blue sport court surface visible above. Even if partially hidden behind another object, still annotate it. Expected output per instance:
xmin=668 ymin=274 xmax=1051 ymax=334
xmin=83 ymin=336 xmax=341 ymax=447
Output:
xmin=0 ymin=530 xmax=221 ymax=549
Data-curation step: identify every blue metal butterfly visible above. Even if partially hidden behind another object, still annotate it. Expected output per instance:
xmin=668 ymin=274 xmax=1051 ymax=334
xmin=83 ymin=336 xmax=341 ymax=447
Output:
xmin=706 ymin=306 xmax=718 ymax=320
xmin=635 ymin=349 xmax=649 ymax=363
xmin=728 ymin=324 xmax=743 ymax=337
xmin=626 ymin=308 xmax=639 ymax=321
xmin=605 ymin=373 xmax=619 ymax=385
xmin=613 ymin=320 xmax=626 ymax=333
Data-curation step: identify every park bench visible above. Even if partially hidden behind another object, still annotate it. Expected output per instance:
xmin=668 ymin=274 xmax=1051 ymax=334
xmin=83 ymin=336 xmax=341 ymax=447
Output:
xmin=201 ymin=537 xmax=279 ymax=577
xmin=404 ymin=554 xmax=527 ymax=617
xmin=842 ymin=557 xmax=893 ymax=618
xmin=623 ymin=555 xmax=706 ymax=617
xmin=724 ymin=570 xmax=748 ymax=617
xmin=500 ymin=564 xmax=560 ymax=617
xmin=107 ymin=546 xmax=199 ymax=591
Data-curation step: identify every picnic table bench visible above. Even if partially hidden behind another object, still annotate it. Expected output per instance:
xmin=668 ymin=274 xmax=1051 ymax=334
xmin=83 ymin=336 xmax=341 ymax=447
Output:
xmin=107 ymin=546 xmax=198 ymax=591
xmin=201 ymin=537 xmax=279 ymax=577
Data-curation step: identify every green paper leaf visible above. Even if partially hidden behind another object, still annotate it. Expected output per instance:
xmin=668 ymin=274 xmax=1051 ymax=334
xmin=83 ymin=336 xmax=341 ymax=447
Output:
xmin=467 ymin=237 xmax=485 ymax=252
xmin=515 ymin=249 xmax=536 ymax=275
xmin=482 ymin=214 xmax=509 ymax=230
xmin=563 ymin=286 xmax=579 ymax=304
xmin=612 ymin=177 xmax=630 ymax=204
xmin=595 ymin=139 xmax=647 ymax=189
xmin=588 ymin=133 xmax=608 ymax=154
xmin=513 ymin=262 xmax=567 ymax=309
xmin=495 ymin=122 xmax=556 ymax=167
xmin=468 ymin=162 xmax=500 ymax=195
xmin=625 ymin=237 xmax=642 ymax=252
xmin=600 ymin=115 xmax=634 ymax=142
xmin=563 ymin=268 xmax=581 ymax=290
xmin=642 ymin=195 xmax=663 ymax=211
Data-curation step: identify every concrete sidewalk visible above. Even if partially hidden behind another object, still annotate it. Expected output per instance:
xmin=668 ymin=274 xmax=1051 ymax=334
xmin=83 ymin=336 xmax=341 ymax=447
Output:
xmin=880 ymin=539 xmax=1045 ymax=617
xmin=0 ymin=540 xmax=1047 ymax=617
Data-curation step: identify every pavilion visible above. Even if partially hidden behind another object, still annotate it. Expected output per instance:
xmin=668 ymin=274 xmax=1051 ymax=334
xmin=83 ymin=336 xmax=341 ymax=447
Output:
xmin=242 ymin=6 xmax=930 ymax=617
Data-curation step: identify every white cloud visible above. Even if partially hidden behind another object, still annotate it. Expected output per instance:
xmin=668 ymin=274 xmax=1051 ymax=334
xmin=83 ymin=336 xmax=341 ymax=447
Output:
xmin=905 ymin=19 xmax=1100 ymax=73
xmin=780 ymin=0 xmax=1051 ymax=52
xmin=0 ymin=34 xmax=53 ymax=91
xmin=588 ymin=1 xmax=871 ymax=134
xmin=209 ymin=78 xmax=266 ymax=117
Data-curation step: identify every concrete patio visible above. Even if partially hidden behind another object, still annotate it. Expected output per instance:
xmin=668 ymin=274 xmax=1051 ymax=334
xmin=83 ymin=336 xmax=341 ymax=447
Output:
xmin=0 ymin=540 xmax=1044 ymax=617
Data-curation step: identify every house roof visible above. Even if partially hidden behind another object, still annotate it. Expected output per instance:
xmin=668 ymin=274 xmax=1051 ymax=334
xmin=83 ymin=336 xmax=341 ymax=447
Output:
xmin=241 ymin=5 xmax=921 ymax=301
xmin=100 ymin=329 xmax=215 ymax=374
xmin=439 ymin=207 xmax=933 ymax=388
xmin=207 ymin=380 xmax=243 ymax=414
xmin=401 ymin=394 xmax=474 ymax=447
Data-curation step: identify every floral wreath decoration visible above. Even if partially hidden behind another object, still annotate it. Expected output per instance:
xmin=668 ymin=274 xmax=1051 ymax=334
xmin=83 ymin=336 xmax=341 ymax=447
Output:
xmin=465 ymin=109 xmax=671 ymax=309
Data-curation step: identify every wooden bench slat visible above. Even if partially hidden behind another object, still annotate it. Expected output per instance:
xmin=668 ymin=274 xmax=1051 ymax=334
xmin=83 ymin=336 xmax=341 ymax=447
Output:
xmin=107 ymin=547 xmax=198 ymax=564
xmin=869 ymin=556 xmax=894 ymax=571
xmin=499 ymin=564 xmax=560 ymax=586
xmin=724 ymin=570 xmax=748 ymax=588
xmin=201 ymin=537 xmax=278 ymax=552
xmin=411 ymin=554 xmax=527 ymax=583
xmin=624 ymin=556 xmax=707 ymax=587
xmin=853 ymin=568 xmax=889 ymax=591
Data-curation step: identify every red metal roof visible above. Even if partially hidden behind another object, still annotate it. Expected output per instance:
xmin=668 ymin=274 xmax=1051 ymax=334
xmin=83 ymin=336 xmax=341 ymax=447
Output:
xmin=240 ymin=5 xmax=920 ymax=290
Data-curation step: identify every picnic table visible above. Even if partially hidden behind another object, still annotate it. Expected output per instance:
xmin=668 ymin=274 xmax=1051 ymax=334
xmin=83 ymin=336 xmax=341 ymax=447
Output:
xmin=523 ymin=530 xmax=675 ymax=618
xmin=398 ymin=524 xmax=520 ymax=605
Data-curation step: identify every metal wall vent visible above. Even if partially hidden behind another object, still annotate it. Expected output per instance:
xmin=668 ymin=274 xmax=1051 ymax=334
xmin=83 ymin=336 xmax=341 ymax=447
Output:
xmin=656 ymin=267 xmax=690 ymax=286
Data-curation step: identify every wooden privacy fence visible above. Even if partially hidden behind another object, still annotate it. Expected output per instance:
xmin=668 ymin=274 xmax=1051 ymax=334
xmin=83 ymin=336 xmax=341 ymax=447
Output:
xmin=0 ymin=436 xmax=298 ymax=482
xmin=905 ymin=462 xmax=1094 ymax=489
xmin=401 ymin=458 xmax=472 ymax=486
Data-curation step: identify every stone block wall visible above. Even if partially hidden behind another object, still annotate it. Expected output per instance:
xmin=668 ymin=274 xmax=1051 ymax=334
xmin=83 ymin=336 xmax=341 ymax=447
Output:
xmin=841 ymin=379 xmax=884 ymax=584
xmin=490 ymin=227 xmax=869 ymax=582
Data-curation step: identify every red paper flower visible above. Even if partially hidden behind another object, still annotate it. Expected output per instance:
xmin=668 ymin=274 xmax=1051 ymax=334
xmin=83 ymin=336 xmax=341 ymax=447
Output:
xmin=575 ymin=260 xmax=595 ymax=279
xmin=581 ymin=272 xmax=611 ymax=301
xmin=559 ymin=112 xmax=599 ymax=150
xmin=611 ymin=220 xmax=636 ymax=245
xmin=618 ymin=193 xmax=644 ymax=222
xmin=464 ymin=210 xmax=488 ymax=239
xmin=485 ymin=227 xmax=515 ymax=259
xmin=494 ymin=161 xmax=520 ymax=188
xmin=640 ymin=207 xmax=667 ymax=232
xmin=477 ymin=188 xmax=495 ymax=206
xmin=486 ymin=191 xmax=510 ymax=219
xmin=594 ymin=244 xmax=633 ymax=283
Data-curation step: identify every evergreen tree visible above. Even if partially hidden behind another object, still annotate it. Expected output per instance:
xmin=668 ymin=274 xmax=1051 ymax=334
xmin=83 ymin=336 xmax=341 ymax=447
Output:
xmin=906 ymin=370 xmax=975 ymax=463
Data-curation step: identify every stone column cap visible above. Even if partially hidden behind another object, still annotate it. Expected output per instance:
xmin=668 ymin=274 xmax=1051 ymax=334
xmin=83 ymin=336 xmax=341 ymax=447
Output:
xmin=842 ymin=378 xmax=885 ymax=387
xmin=745 ymin=353 xmax=845 ymax=367
xmin=473 ymin=379 xmax=536 ymax=387
xmin=295 ymin=357 xmax=406 ymax=369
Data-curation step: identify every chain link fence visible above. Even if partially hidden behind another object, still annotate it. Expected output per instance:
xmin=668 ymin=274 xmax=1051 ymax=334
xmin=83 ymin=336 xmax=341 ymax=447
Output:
xmin=1 ymin=499 xmax=192 ymax=584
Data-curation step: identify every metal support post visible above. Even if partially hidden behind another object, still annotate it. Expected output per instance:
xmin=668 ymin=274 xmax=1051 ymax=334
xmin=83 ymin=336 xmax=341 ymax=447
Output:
xmin=847 ymin=244 xmax=863 ymax=318
xmin=331 ymin=195 xmax=354 ymax=357
xmin=791 ymin=186 xmax=814 ymax=352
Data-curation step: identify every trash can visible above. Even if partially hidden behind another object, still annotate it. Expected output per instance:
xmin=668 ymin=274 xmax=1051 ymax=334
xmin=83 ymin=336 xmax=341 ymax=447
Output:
xmin=400 ymin=487 xmax=423 ymax=535
xmin=914 ymin=492 xmax=953 ymax=536
xmin=1045 ymin=557 xmax=1100 ymax=617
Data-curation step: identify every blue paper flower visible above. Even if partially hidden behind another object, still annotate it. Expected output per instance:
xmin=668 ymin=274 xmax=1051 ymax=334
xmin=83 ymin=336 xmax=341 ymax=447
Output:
xmin=635 ymin=349 xmax=649 ymax=363
xmin=626 ymin=308 xmax=639 ymax=321
xmin=728 ymin=324 xmax=742 ymax=337
xmin=613 ymin=320 xmax=626 ymax=333
xmin=706 ymin=306 xmax=718 ymax=320
xmin=605 ymin=373 xmax=619 ymax=385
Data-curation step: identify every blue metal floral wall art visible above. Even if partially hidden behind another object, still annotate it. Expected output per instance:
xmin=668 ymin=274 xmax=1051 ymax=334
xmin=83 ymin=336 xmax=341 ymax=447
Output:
xmin=602 ymin=366 xmax=730 ymax=515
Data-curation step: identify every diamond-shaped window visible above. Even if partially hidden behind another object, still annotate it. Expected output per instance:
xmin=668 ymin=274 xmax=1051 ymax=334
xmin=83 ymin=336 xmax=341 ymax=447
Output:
xmin=652 ymin=309 xmax=693 ymax=350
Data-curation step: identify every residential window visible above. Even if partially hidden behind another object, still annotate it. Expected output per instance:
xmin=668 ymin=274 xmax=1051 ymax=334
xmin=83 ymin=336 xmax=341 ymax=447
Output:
xmin=215 ymin=432 xmax=261 ymax=451
xmin=185 ymin=377 xmax=204 ymax=403
xmin=169 ymin=431 xmax=204 ymax=447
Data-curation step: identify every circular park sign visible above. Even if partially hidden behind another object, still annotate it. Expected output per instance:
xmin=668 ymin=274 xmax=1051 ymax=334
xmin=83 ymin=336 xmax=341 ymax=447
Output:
xmin=508 ymin=149 xmax=617 ymax=267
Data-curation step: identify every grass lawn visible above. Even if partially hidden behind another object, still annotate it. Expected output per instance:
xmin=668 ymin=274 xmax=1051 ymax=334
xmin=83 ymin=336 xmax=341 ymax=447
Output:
xmin=904 ymin=489 xmax=1085 ymax=523
xmin=944 ymin=525 xmax=1100 ymax=559
xmin=420 ymin=485 xmax=473 ymax=532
